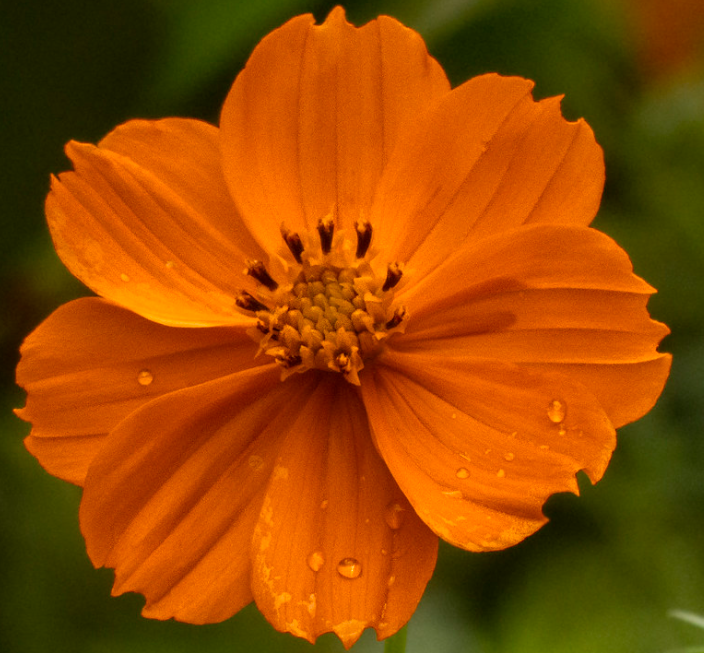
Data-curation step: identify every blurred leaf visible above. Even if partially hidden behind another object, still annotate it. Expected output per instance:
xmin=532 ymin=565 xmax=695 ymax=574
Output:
xmin=670 ymin=611 xmax=704 ymax=631
xmin=143 ymin=0 xmax=329 ymax=110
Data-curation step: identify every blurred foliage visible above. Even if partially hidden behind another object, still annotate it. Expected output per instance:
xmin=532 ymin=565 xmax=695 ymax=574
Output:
xmin=1 ymin=0 xmax=703 ymax=651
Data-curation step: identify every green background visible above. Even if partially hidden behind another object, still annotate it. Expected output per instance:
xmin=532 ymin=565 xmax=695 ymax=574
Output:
xmin=2 ymin=0 xmax=703 ymax=651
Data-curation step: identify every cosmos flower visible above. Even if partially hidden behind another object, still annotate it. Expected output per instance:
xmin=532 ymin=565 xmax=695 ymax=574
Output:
xmin=15 ymin=7 xmax=671 ymax=649
xmin=624 ymin=0 xmax=704 ymax=77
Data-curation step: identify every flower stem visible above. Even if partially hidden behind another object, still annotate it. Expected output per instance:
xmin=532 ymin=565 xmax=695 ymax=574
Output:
xmin=384 ymin=625 xmax=407 ymax=653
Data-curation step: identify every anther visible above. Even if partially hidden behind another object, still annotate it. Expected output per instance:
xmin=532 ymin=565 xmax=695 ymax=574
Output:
xmin=385 ymin=307 xmax=407 ymax=330
xmin=281 ymin=225 xmax=304 ymax=263
xmin=317 ymin=215 xmax=335 ymax=255
xmin=382 ymin=262 xmax=404 ymax=292
xmin=276 ymin=353 xmax=302 ymax=369
xmin=236 ymin=291 xmax=269 ymax=313
xmin=246 ymin=259 xmax=278 ymax=291
xmin=256 ymin=320 xmax=279 ymax=340
xmin=354 ymin=219 xmax=373 ymax=258
xmin=335 ymin=352 xmax=351 ymax=371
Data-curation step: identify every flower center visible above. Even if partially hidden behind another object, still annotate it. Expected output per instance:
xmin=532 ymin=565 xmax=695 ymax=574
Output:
xmin=236 ymin=216 xmax=407 ymax=385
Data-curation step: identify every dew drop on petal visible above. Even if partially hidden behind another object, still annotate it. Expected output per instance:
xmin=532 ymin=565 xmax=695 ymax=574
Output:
xmin=503 ymin=453 xmax=515 ymax=462
xmin=451 ymin=412 xmax=457 ymax=419
xmin=497 ymin=469 xmax=506 ymax=478
xmin=547 ymin=399 xmax=566 ymax=423
xmin=165 ymin=260 xmax=175 ymax=269
xmin=384 ymin=502 xmax=406 ymax=530
xmin=120 ymin=273 xmax=130 ymax=282
xmin=337 ymin=557 xmax=362 ymax=579
xmin=456 ymin=467 xmax=470 ymax=479
xmin=442 ymin=489 xmax=464 ymax=499
xmin=137 ymin=369 xmax=153 ymax=386
xmin=307 ymin=551 xmax=325 ymax=572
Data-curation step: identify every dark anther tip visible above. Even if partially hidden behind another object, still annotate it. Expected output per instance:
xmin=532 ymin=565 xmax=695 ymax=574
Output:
xmin=382 ymin=262 xmax=403 ymax=292
xmin=235 ymin=291 xmax=269 ymax=313
xmin=317 ymin=216 xmax=335 ymax=255
xmin=246 ymin=259 xmax=279 ymax=291
xmin=280 ymin=225 xmax=304 ymax=263
xmin=354 ymin=219 xmax=373 ymax=258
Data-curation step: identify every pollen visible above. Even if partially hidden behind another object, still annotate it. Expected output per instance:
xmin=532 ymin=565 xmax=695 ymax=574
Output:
xmin=236 ymin=217 xmax=408 ymax=385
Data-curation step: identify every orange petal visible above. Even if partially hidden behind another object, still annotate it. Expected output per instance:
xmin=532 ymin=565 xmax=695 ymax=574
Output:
xmin=371 ymin=75 xmax=604 ymax=273
xmin=220 ymin=8 xmax=450 ymax=250
xmin=47 ymin=118 xmax=262 ymax=327
xmin=250 ymin=376 xmax=438 ymax=648
xmin=362 ymin=354 xmax=616 ymax=552
xmin=16 ymin=297 xmax=266 ymax=485
xmin=395 ymin=224 xmax=671 ymax=428
xmin=79 ymin=365 xmax=303 ymax=624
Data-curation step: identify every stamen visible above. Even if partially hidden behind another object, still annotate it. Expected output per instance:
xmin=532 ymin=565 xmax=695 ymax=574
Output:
xmin=317 ymin=215 xmax=335 ymax=255
xmin=236 ymin=291 xmax=269 ymax=313
xmin=382 ymin=262 xmax=404 ymax=292
xmin=246 ymin=259 xmax=278 ymax=291
xmin=335 ymin=352 xmax=350 ymax=371
xmin=354 ymin=219 xmax=373 ymax=258
xmin=245 ymin=222 xmax=407 ymax=385
xmin=276 ymin=353 xmax=302 ymax=369
xmin=256 ymin=320 xmax=279 ymax=340
xmin=385 ymin=306 xmax=407 ymax=330
xmin=281 ymin=225 xmax=304 ymax=263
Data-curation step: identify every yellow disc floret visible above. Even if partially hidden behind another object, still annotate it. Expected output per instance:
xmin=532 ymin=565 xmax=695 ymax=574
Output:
xmin=236 ymin=216 xmax=407 ymax=385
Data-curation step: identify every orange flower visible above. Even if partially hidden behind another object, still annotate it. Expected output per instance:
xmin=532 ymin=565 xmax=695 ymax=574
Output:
xmin=16 ymin=7 xmax=670 ymax=648
xmin=624 ymin=0 xmax=704 ymax=77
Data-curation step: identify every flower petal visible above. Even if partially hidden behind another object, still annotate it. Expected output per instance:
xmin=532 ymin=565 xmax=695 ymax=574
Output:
xmin=371 ymin=74 xmax=604 ymax=273
xmin=16 ymin=297 xmax=266 ymax=485
xmin=79 ymin=365 xmax=305 ymax=624
xmin=220 ymin=8 xmax=450 ymax=250
xmin=362 ymin=354 xmax=616 ymax=552
xmin=395 ymin=224 xmax=671 ymax=427
xmin=250 ymin=376 xmax=438 ymax=648
xmin=47 ymin=118 xmax=262 ymax=327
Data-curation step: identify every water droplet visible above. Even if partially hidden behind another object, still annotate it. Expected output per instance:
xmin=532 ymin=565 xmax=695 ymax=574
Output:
xmin=337 ymin=557 xmax=362 ymax=579
xmin=451 ymin=412 xmax=457 ymax=419
xmin=503 ymin=453 xmax=515 ymax=461
xmin=384 ymin=502 xmax=406 ymax=530
xmin=320 ymin=499 xmax=329 ymax=510
xmin=558 ymin=425 xmax=567 ymax=436
xmin=496 ymin=468 xmax=506 ymax=478
xmin=442 ymin=489 xmax=464 ymax=499
xmin=307 ymin=551 xmax=325 ymax=572
xmin=165 ymin=260 xmax=175 ymax=269
xmin=456 ymin=467 xmax=470 ymax=479
xmin=248 ymin=455 xmax=264 ymax=470
xmin=387 ymin=575 xmax=396 ymax=588
xmin=120 ymin=273 xmax=130 ymax=282
xmin=547 ymin=399 xmax=566 ymax=423
xmin=137 ymin=369 xmax=153 ymax=386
